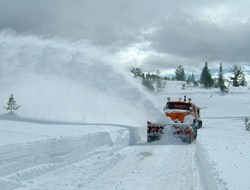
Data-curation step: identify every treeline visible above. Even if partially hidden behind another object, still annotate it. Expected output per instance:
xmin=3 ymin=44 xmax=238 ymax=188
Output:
xmin=131 ymin=63 xmax=248 ymax=93
xmin=130 ymin=68 xmax=166 ymax=92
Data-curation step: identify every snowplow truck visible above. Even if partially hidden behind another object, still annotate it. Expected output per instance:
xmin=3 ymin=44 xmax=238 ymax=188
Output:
xmin=147 ymin=96 xmax=202 ymax=143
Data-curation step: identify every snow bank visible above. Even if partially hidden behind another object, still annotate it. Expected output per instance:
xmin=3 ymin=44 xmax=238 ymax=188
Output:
xmin=197 ymin=118 xmax=250 ymax=190
xmin=196 ymin=141 xmax=218 ymax=190
xmin=0 ymin=120 xmax=130 ymax=190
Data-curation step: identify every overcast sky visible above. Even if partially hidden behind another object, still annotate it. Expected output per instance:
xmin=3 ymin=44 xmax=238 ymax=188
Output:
xmin=0 ymin=0 xmax=250 ymax=74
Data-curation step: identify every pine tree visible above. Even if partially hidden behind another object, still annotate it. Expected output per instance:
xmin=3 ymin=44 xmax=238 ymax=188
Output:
xmin=245 ymin=118 xmax=250 ymax=131
xmin=187 ymin=75 xmax=192 ymax=84
xmin=191 ymin=73 xmax=199 ymax=86
xmin=131 ymin=67 xmax=142 ymax=78
xmin=200 ymin=62 xmax=214 ymax=88
xmin=130 ymin=68 xmax=166 ymax=92
xmin=142 ymin=73 xmax=155 ymax=91
xmin=175 ymin=65 xmax=186 ymax=81
xmin=155 ymin=70 xmax=166 ymax=92
xmin=217 ymin=63 xmax=228 ymax=93
xmin=4 ymin=93 xmax=21 ymax=114
xmin=187 ymin=73 xmax=198 ymax=86
xmin=230 ymin=65 xmax=247 ymax=87
xmin=240 ymin=74 xmax=248 ymax=87
xmin=191 ymin=73 xmax=195 ymax=83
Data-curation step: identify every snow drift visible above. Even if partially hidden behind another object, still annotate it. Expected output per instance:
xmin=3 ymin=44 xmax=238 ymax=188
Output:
xmin=0 ymin=120 xmax=130 ymax=190
xmin=0 ymin=30 xmax=159 ymax=126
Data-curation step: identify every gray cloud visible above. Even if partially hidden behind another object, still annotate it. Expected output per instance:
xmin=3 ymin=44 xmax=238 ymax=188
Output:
xmin=0 ymin=0 xmax=250 ymax=71
xmin=147 ymin=16 xmax=250 ymax=63
xmin=0 ymin=0 xmax=150 ymax=45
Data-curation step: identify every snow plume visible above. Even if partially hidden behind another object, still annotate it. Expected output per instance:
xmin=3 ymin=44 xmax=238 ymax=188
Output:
xmin=0 ymin=30 xmax=159 ymax=126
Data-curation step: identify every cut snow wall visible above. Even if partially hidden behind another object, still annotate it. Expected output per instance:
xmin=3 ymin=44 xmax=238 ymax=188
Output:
xmin=0 ymin=129 xmax=129 ymax=190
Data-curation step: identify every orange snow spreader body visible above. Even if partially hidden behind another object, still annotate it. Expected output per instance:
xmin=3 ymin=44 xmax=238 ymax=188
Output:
xmin=147 ymin=96 xmax=202 ymax=143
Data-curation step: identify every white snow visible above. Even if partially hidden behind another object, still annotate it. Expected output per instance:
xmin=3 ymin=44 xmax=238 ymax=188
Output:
xmin=0 ymin=32 xmax=250 ymax=190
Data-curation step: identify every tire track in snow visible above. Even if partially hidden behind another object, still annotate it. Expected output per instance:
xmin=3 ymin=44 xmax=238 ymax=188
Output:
xmin=85 ymin=144 xmax=203 ymax=190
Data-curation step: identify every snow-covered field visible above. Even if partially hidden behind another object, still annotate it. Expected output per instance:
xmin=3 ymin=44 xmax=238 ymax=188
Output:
xmin=0 ymin=32 xmax=250 ymax=190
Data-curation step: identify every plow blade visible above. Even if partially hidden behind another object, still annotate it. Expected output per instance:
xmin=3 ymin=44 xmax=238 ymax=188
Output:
xmin=147 ymin=121 xmax=197 ymax=143
xmin=147 ymin=121 xmax=165 ymax=143
xmin=171 ymin=123 xmax=197 ymax=143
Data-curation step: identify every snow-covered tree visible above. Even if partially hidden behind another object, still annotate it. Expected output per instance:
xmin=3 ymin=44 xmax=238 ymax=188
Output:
xmin=130 ymin=67 xmax=142 ymax=78
xmin=175 ymin=65 xmax=186 ymax=81
xmin=245 ymin=118 xmax=250 ymax=131
xmin=4 ymin=93 xmax=21 ymax=114
xmin=130 ymin=68 xmax=166 ymax=92
xmin=230 ymin=65 xmax=247 ymax=87
xmin=217 ymin=63 xmax=228 ymax=93
xmin=155 ymin=70 xmax=166 ymax=92
xmin=240 ymin=74 xmax=248 ymax=87
xmin=142 ymin=73 xmax=155 ymax=91
xmin=187 ymin=73 xmax=198 ymax=87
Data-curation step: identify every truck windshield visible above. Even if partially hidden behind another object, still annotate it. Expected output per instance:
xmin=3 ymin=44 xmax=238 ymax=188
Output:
xmin=167 ymin=102 xmax=191 ymax=110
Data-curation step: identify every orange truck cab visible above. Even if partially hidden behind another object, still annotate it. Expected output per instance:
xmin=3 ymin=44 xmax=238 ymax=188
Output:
xmin=165 ymin=96 xmax=202 ymax=128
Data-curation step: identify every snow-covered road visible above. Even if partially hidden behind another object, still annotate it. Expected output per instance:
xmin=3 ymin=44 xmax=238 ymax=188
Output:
xmin=15 ymin=142 xmax=203 ymax=190
xmin=85 ymin=144 xmax=202 ymax=190
xmin=0 ymin=118 xmax=204 ymax=190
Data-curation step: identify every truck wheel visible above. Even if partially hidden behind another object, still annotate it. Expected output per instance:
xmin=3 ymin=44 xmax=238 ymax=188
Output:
xmin=188 ymin=134 xmax=193 ymax=143
xmin=198 ymin=120 xmax=202 ymax=128
xmin=194 ymin=132 xmax=197 ymax=140
xmin=147 ymin=137 xmax=152 ymax=143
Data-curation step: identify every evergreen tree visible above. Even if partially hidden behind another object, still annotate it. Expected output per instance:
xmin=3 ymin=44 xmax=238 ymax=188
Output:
xmin=191 ymin=73 xmax=199 ymax=86
xmin=156 ymin=79 xmax=166 ymax=92
xmin=164 ymin=76 xmax=171 ymax=80
xmin=217 ymin=63 xmax=228 ymax=93
xmin=200 ymin=62 xmax=214 ymax=88
xmin=240 ymin=74 xmax=248 ymax=87
xmin=130 ymin=68 xmax=166 ymax=92
xmin=191 ymin=73 xmax=196 ymax=83
xmin=175 ymin=65 xmax=186 ymax=81
xmin=187 ymin=75 xmax=192 ymax=84
xmin=155 ymin=70 xmax=166 ymax=92
xmin=4 ymin=93 xmax=21 ymax=114
xmin=245 ymin=118 xmax=250 ymax=131
xmin=230 ymin=65 xmax=247 ymax=87
xmin=131 ymin=67 xmax=142 ymax=78
xmin=142 ymin=73 xmax=155 ymax=91
xmin=187 ymin=73 xmax=198 ymax=86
